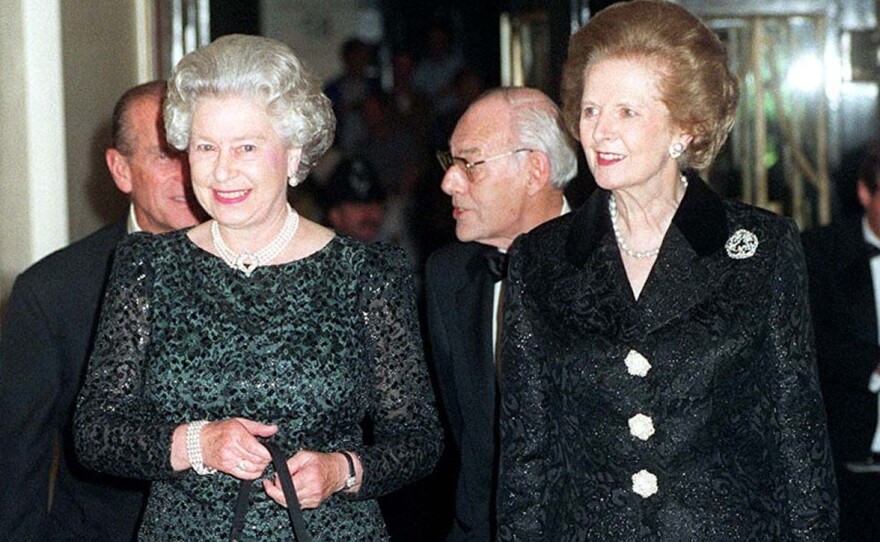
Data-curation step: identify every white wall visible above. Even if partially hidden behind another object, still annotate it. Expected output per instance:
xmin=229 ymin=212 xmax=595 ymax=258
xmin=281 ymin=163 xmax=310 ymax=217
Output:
xmin=0 ymin=0 xmax=68 ymax=306
xmin=62 ymin=0 xmax=147 ymax=243
xmin=0 ymin=0 xmax=146 ymax=311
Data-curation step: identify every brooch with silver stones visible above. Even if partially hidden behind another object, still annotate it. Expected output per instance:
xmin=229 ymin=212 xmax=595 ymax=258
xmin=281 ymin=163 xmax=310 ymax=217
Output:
xmin=725 ymin=229 xmax=758 ymax=259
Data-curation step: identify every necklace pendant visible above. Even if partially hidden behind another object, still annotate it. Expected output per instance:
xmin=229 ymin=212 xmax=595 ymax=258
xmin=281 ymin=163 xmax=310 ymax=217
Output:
xmin=210 ymin=204 xmax=299 ymax=278
xmin=236 ymin=253 xmax=260 ymax=277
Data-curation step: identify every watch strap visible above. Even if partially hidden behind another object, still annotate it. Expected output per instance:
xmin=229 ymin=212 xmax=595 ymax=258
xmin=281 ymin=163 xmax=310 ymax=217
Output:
xmin=339 ymin=451 xmax=356 ymax=489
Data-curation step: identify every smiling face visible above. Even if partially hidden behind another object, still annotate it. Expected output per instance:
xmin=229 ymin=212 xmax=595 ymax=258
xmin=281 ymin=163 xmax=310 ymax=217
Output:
xmin=107 ymin=95 xmax=203 ymax=233
xmin=187 ymin=94 xmax=301 ymax=238
xmin=579 ymin=56 xmax=688 ymax=195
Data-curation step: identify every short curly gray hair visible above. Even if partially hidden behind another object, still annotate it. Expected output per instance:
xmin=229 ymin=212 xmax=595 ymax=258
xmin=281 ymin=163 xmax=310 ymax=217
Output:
xmin=165 ymin=34 xmax=335 ymax=184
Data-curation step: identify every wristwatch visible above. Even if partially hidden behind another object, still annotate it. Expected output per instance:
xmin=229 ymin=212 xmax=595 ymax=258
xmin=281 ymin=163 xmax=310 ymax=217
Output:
xmin=339 ymin=451 xmax=356 ymax=489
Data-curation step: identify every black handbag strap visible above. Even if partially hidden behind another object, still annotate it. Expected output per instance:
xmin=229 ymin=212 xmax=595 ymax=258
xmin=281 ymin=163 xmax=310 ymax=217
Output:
xmin=230 ymin=442 xmax=312 ymax=542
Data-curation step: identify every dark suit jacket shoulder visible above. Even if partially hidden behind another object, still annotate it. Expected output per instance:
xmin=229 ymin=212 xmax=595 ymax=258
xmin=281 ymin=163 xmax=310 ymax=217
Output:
xmin=0 ymin=221 xmax=146 ymax=542
xmin=426 ymin=242 xmax=492 ymax=298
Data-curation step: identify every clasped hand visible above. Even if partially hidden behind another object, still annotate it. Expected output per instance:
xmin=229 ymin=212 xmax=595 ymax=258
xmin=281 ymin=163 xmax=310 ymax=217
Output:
xmin=193 ymin=418 xmax=353 ymax=509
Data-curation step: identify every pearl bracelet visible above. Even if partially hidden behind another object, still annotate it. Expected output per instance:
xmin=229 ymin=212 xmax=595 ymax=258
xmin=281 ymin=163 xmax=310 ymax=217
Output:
xmin=185 ymin=420 xmax=216 ymax=475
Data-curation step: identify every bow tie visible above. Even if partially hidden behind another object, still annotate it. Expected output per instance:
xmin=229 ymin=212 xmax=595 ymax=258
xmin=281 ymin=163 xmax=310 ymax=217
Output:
xmin=485 ymin=249 xmax=508 ymax=283
xmin=867 ymin=243 xmax=880 ymax=259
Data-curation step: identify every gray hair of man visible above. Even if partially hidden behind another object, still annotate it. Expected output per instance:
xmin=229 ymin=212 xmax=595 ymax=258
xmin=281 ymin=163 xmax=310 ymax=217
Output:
xmin=486 ymin=87 xmax=578 ymax=189
xmin=164 ymin=34 xmax=336 ymax=185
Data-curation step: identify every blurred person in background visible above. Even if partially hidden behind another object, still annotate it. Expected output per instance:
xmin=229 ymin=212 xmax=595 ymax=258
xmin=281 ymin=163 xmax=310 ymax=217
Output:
xmin=321 ymin=156 xmax=388 ymax=244
xmin=325 ymin=37 xmax=381 ymax=153
xmin=0 ymin=80 xmax=204 ymax=541
xmin=803 ymin=141 xmax=880 ymax=541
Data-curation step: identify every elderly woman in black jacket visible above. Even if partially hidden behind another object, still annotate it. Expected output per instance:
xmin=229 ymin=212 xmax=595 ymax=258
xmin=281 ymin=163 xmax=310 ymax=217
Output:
xmin=496 ymin=2 xmax=838 ymax=540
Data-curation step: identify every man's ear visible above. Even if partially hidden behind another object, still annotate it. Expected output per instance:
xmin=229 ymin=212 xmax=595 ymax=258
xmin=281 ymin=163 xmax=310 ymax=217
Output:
xmin=525 ymin=150 xmax=551 ymax=196
xmin=106 ymin=148 xmax=133 ymax=194
xmin=857 ymin=179 xmax=873 ymax=210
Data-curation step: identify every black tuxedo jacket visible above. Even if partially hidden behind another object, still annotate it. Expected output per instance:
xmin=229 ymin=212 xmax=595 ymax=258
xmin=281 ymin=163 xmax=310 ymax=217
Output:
xmin=803 ymin=216 xmax=880 ymax=540
xmin=803 ymin=216 xmax=880 ymax=462
xmin=498 ymin=176 xmax=837 ymax=541
xmin=0 ymin=221 xmax=147 ymax=541
xmin=426 ymin=242 xmax=498 ymax=542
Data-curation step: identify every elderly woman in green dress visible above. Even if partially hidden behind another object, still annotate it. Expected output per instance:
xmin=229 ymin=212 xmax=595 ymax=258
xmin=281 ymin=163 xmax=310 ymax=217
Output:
xmin=75 ymin=34 xmax=440 ymax=541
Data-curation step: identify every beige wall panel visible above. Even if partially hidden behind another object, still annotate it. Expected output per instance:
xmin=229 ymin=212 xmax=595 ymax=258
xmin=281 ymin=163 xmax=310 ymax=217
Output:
xmin=61 ymin=0 xmax=142 ymax=243
xmin=0 ymin=0 xmax=67 ymax=310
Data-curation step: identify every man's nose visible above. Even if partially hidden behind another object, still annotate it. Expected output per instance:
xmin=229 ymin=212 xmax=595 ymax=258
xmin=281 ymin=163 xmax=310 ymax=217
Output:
xmin=440 ymin=166 xmax=467 ymax=196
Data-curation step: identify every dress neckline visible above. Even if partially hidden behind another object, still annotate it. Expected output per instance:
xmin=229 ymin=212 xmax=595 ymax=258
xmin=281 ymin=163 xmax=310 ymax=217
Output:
xmin=179 ymin=229 xmax=341 ymax=273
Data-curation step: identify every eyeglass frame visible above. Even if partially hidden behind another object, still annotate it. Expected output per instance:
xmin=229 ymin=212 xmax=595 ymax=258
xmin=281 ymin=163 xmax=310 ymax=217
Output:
xmin=436 ymin=148 xmax=534 ymax=181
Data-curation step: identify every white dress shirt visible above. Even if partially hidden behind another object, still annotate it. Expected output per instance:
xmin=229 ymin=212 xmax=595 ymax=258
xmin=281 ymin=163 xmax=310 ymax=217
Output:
xmin=126 ymin=204 xmax=143 ymax=234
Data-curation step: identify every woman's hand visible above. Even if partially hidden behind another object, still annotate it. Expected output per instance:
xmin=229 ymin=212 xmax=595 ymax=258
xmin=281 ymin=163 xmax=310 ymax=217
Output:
xmin=170 ymin=418 xmax=277 ymax=480
xmin=263 ymin=450 xmax=361 ymax=509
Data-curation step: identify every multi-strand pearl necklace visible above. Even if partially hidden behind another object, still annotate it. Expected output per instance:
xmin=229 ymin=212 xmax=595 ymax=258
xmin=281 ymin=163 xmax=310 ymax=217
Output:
xmin=211 ymin=204 xmax=299 ymax=277
xmin=609 ymin=175 xmax=688 ymax=259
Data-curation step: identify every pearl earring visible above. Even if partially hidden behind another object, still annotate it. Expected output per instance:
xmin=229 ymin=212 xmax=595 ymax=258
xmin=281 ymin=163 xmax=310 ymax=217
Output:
xmin=288 ymin=176 xmax=301 ymax=187
xmin=669 ymin=142 xmax=685 ymax=159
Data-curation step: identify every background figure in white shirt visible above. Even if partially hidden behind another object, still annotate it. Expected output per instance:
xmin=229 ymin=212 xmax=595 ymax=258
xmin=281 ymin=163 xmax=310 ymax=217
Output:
xmin=803 ymin=140 xmax=880 ymax=542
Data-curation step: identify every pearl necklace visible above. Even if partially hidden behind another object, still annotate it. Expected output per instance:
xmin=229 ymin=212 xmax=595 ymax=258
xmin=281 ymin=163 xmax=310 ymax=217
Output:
xmin=609 ymin=175 xmax=688 ymax=259
xmin=211 ymin=204 xmax=299 ymax=277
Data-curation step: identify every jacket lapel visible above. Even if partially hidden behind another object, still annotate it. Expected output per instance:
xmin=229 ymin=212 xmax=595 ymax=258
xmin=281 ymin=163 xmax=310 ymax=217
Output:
xmin=634 ymin=176 xmax=730 ymax=335
xmin=633 ymin=227 xmax=727 ymax=336
xmin=453 ymin=247 xmax=497 ymax=425
xmin=837 ymin=219 xmax=878 ymax=344
xmin=563 ymin=173 xmax=731 ymax=338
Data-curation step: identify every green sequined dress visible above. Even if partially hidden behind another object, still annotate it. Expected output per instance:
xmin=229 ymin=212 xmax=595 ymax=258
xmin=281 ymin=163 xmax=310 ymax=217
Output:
xmin=74 ymin=230 xmax=441 ymax=541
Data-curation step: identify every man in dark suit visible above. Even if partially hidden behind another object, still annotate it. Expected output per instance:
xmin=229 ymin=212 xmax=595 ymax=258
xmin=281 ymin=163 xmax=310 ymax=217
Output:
xmin=0 ymin=80 xmax=203 ymax=541
xmin=425 ymin=87 xmax=578 ymax=541
xmin=803 ymin=142 xmax=880 ymax=541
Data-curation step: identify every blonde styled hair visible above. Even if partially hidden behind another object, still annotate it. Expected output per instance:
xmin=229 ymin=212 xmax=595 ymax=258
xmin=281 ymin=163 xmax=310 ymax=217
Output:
xmin=561 ymin=0 xmax=738 ymax=169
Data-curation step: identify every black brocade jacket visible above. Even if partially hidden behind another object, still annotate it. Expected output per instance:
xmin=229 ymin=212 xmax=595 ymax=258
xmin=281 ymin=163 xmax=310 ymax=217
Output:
xmin=497 ymin=175 xmax=838 ymax=541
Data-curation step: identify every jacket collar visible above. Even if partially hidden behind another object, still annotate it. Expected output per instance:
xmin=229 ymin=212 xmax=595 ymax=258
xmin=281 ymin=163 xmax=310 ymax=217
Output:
xmin=565 ymin=170 xmax=728 ymax=267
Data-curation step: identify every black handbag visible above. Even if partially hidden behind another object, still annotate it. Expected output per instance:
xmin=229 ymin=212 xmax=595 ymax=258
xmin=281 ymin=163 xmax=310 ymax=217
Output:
xmin=229 ymin=441 xmax=312 ymax=542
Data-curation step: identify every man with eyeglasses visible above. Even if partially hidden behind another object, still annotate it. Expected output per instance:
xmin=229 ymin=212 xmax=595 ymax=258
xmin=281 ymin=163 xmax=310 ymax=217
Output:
xmin=425 ymin=87 xmax=578 ymax=542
